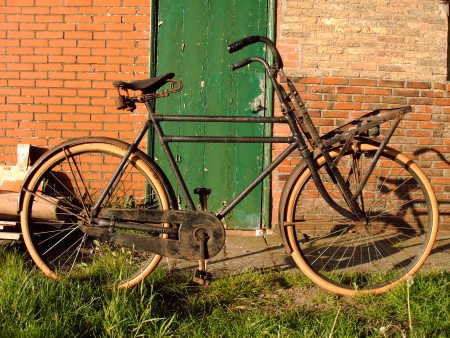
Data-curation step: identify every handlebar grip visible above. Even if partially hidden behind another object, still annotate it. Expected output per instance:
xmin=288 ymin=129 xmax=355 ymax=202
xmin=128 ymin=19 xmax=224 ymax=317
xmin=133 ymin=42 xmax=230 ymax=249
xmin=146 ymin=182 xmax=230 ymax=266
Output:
xmin=231 ymin=58 xmax=253 ymax=71
xmin=227 ymin=36 xmax=261 ymax=53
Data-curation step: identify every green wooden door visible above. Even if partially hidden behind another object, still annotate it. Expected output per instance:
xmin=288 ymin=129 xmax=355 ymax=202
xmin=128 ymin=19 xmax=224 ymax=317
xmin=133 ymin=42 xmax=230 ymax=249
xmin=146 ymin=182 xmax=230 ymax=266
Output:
xmin=152 ymin=0 xmax=272 ymax=229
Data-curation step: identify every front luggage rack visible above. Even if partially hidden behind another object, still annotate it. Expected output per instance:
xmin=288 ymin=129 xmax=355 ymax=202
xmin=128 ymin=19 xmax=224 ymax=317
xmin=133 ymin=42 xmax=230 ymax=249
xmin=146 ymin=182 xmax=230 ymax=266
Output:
xmin=321 ymin=106 xmax=411 ymax=148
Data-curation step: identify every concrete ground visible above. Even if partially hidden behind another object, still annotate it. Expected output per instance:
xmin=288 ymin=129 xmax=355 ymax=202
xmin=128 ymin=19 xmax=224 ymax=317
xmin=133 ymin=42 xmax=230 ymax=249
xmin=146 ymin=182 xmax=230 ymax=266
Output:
xmin=162 ymin=227 xmax=450 ymax=278
xmin=0 ymin=222 xmax=448 ymax=282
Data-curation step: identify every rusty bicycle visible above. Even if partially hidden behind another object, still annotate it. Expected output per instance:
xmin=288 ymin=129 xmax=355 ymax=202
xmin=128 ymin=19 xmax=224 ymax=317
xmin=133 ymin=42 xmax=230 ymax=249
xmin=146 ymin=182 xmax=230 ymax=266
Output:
xmin=18 ymin=36 xmax=439 ymax=295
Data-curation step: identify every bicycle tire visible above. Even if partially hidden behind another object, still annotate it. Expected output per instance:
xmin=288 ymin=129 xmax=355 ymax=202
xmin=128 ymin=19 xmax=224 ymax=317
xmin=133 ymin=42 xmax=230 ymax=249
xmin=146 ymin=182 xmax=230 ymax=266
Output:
xmin=20 ymin=138 xmax=176 ymax=288
xmin=281 ymin=140 xmax=439 ymax=295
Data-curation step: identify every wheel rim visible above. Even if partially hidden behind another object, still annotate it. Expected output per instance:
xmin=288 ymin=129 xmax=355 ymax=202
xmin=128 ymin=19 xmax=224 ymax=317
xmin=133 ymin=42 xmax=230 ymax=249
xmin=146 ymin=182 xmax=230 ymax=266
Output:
xmin=285 ymin=144 xmax=438 ymax=294
xmin=21 ymin=143 xmax=170 ymax=288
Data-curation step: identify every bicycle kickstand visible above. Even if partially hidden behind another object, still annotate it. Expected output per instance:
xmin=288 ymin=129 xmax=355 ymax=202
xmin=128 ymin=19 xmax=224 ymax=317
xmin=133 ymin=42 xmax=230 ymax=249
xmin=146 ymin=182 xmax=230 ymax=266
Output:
xmin=192 ymin=188 xmax=213 ymax=286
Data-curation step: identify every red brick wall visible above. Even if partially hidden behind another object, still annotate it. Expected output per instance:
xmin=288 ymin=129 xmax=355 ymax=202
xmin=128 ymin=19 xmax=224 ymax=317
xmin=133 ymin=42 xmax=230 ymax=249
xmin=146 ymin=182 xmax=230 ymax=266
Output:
xmin=0 ymin=0 xmax=151 ymax=165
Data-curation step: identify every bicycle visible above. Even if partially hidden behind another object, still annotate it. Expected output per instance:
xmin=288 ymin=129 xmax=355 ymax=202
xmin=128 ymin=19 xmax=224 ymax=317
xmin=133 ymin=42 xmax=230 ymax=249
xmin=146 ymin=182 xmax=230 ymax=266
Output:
xmin=18 ymin=36 xmax=439 ymax=296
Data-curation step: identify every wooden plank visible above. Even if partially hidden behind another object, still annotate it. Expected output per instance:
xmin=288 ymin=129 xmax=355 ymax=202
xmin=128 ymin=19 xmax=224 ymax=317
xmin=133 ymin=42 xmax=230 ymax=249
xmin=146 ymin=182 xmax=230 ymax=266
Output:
xmin=0 ymin=232 xmax=21 ymax=240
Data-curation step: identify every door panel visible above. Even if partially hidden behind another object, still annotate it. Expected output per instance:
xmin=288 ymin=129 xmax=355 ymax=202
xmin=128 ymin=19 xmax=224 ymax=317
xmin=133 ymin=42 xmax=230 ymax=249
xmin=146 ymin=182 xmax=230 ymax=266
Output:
xmin=153 ymin=0 xmax=269 ymax=229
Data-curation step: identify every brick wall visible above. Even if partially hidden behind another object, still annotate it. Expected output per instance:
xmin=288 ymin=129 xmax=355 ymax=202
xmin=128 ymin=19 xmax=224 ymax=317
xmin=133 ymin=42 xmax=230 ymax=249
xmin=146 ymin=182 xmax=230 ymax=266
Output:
xmin=1 ymin=1 xmax=449 ymax=228
xmin=0 ymin=0 xmax=151 ymax=165
xmin=274 ymin=0 xmax=450 ymax=227
xmin=277 ymin=0 xmax=448 ymax=81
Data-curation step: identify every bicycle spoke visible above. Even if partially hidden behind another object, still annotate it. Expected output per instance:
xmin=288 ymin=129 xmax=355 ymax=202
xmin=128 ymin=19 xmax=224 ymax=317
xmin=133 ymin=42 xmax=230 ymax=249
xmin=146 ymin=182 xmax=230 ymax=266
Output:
xmin=367 ymin=171 xmax=416 ymax=217
xmin=50 ymin=234 xmax=85 ymax=268
xmin=368 ymin=195 xmax=425 ymax=224
xmin=41 ymin=224 xmax=82 ymax=257
xmin=369 ymin=157 xmax=399 ymax=205
xmin=39 ymin=171 xmax=85 ymax=212
xmin=103 ymin=162 xmax=136 ymax=208
xmin=344 ymin=232 xmax=362 ymax=270
xmin=24 ymin=189 xmax=85 ymax=220
xmin=310 ymin=227 xmax=350 ymax=266
xmin=63 ymin=147 xmax=94 ymax=211
xmin=35 ymin=225 xmax=78 ymax=247
xmin=61 ymin=235 xmax=87 ymax=276
xmin=300 ymin=225 xmax=351 ymax=244
xmin=335 ymin=240 xmax=352 ymax=269
xmin=33 ymin=224 xmax=79 ymax=236
xmin=321 ymin=236 xmax=348 ymax=270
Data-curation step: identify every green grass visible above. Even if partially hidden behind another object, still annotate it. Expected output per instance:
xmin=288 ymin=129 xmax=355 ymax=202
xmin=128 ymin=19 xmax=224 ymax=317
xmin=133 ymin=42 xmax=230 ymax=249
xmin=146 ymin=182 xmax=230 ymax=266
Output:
xmin=0 ymin=245 xmax=448 ymax=338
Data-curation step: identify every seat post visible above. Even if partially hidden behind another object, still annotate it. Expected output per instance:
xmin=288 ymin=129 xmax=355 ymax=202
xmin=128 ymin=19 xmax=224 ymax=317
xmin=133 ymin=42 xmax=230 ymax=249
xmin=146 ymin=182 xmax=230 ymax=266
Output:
xmin=194 ymin=187 xmax=211 ymax=211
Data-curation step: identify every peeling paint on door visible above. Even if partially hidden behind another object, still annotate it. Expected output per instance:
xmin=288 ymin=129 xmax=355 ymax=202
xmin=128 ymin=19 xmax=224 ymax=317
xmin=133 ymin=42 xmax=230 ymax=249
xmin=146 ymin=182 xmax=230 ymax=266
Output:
xmin=249 ymin=73 xmax=266 ymax=113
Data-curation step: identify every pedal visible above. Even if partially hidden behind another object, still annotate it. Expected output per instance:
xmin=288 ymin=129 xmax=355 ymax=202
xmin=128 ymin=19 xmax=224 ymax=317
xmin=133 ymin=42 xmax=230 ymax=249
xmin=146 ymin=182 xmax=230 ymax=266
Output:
xmin=192 ymin=268 xmax=212 ymax=286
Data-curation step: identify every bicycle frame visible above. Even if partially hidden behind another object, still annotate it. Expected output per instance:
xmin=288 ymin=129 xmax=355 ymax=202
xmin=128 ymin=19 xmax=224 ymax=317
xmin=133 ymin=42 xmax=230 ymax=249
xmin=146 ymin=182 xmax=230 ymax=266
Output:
xmin=91 ymin=107 xmax=301 ymax=219
xmin=92 ymin=37 xmax=410 ymax=224
xmin=91 ymin=99 xmax=408 ymax=225
xmin=148 ymin=108 xmax=297 ymax=219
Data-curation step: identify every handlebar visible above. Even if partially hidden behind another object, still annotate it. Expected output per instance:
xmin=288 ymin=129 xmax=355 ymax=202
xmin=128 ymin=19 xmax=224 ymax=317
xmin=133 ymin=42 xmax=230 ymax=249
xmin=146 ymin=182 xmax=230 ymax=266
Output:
xmin=227 ymin=35 xmax=283 ymax=71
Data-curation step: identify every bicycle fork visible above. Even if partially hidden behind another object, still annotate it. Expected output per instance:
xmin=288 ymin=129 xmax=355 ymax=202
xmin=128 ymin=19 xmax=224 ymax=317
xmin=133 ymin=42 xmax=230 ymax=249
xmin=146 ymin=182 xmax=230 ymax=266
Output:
xmin=288 ymin=107 xmax=404 ymax=223
xmin=270 ymin=68 xmax=365 ymax=222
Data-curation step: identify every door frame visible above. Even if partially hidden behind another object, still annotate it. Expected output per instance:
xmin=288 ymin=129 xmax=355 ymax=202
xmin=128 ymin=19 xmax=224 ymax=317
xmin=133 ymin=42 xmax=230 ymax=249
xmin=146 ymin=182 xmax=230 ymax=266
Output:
xmin=149 ymin=0 xmax=277 ymax=229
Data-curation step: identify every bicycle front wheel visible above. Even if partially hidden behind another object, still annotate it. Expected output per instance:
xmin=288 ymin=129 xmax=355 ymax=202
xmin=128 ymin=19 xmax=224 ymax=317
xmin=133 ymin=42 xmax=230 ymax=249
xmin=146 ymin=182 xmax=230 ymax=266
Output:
xmin=20 ymin=138 xmax=174 ymax=288
xmin=282 ymin=141 xmax=439 ymax=295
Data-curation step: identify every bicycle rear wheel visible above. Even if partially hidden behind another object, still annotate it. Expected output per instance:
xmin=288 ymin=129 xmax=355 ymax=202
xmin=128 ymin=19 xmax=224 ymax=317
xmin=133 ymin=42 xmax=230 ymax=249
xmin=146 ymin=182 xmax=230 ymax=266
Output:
xmin=20 ymin=138 xmax=175 ymax=288
xmin=281 ymin=141 xmax=439 ymax=295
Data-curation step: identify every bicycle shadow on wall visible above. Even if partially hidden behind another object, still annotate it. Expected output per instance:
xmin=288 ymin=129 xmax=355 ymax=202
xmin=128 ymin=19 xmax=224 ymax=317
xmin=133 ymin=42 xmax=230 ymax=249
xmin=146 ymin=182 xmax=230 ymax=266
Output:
xmin=414 ymin=147 xmax=450 ymax=164
xmin=413 ymin=147 xmax=450 ymax=226
xmin=413 ymin=146 xmax=450 ymax=254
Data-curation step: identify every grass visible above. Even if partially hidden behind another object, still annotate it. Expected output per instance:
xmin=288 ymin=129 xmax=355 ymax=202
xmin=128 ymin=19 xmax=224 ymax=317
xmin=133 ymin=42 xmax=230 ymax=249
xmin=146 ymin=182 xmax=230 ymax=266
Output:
xmin=0 ymin=245 xmax=448 ymax=338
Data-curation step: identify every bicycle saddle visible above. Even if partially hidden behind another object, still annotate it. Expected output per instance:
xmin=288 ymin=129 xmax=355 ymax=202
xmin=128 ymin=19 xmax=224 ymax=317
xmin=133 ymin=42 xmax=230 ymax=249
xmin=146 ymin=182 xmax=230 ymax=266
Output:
xmin=113 ymin=72 xmax=175 ymax=92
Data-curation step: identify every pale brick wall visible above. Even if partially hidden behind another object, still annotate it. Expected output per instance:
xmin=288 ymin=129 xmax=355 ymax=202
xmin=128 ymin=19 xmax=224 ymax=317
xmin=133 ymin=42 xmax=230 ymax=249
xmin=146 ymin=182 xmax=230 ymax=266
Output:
xmin=277 ymin=0 xmax=448 ymax=81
